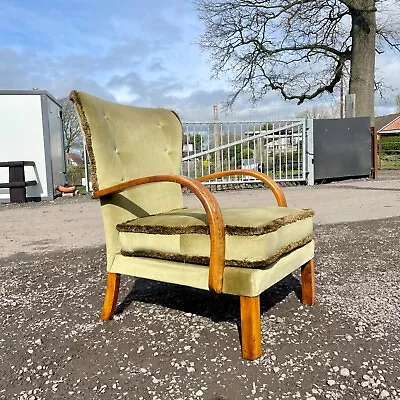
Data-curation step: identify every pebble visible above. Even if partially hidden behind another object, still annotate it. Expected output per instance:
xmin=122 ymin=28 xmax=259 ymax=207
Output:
xmin=379 ymin=390 xmax=390 ymax=398
xmin=327 ymin=380 xmax=336 ymax=386
xmin=137 ymin=346 xmax=144 ymax=354
xmin=340 ymin=368 xmax=350 ymax=377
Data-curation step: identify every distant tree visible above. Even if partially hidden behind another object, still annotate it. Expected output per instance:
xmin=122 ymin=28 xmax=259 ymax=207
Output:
xmin=261 ymin=122 xmax=273 ymax=131
xmin=196 ymin=0 xmax=400 ymax=124
xmin=193 ymin=134 xmax=203 ymax=153
xmin=396 ymin=94 xmax=400 ymax=113
xmin=59 ymin=97 xmax=82 ymax=153
xmin=296 ymin=104 xmax=340 ymax=119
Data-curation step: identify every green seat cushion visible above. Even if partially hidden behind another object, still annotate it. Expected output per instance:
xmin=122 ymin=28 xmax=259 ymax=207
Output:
xmin=110 ymin=241 xmax=315 ymax=297
xmin=116 ymin=207 xmax=313 ymax=268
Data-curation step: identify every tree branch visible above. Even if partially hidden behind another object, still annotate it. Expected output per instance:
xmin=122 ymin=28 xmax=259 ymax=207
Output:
xmin=197 ymin=0 xmax=397 ymax=110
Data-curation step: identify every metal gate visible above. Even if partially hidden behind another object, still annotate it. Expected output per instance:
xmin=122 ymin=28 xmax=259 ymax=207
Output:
xmin=313 ymin=117 xmax=371 ymax=181
xmin=181 ymin=120 xmax=308 ymax=185
xmin=79 ymin=116 xmax=374 ymax=191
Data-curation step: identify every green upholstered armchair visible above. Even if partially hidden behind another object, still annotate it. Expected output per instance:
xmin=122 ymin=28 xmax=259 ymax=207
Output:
xmin=70 ymin=90 xmax=315 ymax=360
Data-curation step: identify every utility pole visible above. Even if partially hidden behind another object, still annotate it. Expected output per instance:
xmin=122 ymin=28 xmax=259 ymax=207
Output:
xmin=340 ymin=74 xmax=344 ymax=119
xmin=213 ymin=105 xmax=221 ymax=172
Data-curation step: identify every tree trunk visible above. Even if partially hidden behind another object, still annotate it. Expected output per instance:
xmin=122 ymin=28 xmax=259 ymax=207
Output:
xmin=348 ymin=5 xmax=377 ymax=126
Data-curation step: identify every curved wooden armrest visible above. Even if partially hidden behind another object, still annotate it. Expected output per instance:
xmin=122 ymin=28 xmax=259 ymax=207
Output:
xmin=197 ymin=170 xmax=287 ymax=207
xmin=94 ymin=175 xmax=225 ymax=293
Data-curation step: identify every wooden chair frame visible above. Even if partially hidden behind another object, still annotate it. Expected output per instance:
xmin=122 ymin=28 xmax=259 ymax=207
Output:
xmin=95 ymin=170 xmax=315 ymax=360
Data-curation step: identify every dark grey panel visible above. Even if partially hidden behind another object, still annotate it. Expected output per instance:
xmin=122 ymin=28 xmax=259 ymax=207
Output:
xmin=313 ymin=118 xmax=371 ymax=180
xmin=41 ymin=94 xmax=54 ymax=199
xmin=47 ymin=97 xmax=66 ymax=188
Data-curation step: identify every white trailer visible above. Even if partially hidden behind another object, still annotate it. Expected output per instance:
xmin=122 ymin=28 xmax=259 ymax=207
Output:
xmin=0 ymin=90 xmax=66 ymax=202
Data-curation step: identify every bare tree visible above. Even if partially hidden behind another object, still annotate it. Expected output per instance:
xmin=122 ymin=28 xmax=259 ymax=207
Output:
xmin=396 ymin=94 xmax=400 ymax=113
xmin=196 ymin=0 xmax=400 ymax=124
xmin=59 ymin=97 xmax=82 ymax=153
xmin=296 ymin=103 xmax=340 ymax=119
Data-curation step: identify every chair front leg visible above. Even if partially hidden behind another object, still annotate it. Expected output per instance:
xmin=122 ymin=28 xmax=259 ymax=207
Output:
xmin=301 ymin=258 xmax=315 ymax=305
xmin=240 ymin=296 xmax=262 ymax=360
xmin=100 ymin=272 xmax=121 ymax=320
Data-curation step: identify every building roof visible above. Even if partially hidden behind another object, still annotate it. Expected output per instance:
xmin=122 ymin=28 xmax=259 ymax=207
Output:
xmin=0 ymin=89 xmax=61 ymax=107
xmin=66 ymin=153 xmax=83 ymax=164
xmin=375 ymin=113 xmax=400 ymax=133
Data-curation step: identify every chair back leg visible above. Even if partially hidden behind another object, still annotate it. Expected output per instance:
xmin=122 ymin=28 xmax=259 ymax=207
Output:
xmin=301 ymin=259 xmax=316 ymax=305
xmin=240 ymin=296 xmax=262 ymax=360
xmin=100 ymin=272 xmax=121 ymax=320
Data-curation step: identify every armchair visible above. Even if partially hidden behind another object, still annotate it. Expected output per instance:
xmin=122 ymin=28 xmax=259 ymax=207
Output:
xmin=70 ymin=90 xmax=315 ymax=360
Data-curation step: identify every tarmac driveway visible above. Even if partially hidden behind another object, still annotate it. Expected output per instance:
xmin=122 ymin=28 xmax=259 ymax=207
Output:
xmin=1 ymin=174 xmax=400 ymax=399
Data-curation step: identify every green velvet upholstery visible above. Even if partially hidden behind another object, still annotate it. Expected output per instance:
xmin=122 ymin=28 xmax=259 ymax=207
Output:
xmin=71 ymin=91 xmax=183 ymax=269
xmin=110 ymin=241 xmax=314 ymax=297
xmin=117 ymin=207 xmax=313 ymax=268
xmin=70 ymin=90 xmax=314 ymax=297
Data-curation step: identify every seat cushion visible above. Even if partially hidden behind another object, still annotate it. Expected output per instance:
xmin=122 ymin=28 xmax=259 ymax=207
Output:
xmin=116 ymin=207 xmax=313 ymax=268
xmin=109 ymin=241 xmax=315 ymax=297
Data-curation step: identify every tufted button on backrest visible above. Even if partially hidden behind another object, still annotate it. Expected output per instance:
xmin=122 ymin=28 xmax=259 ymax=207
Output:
xmin=70 ymin=90 xmax=184 ymax=217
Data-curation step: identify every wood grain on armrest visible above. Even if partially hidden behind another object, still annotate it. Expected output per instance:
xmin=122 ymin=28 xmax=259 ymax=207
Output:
xmin=197 ymin=170 xmax=287 ymax=207
xmin=94 ymin=175 xmax=225 ymax=294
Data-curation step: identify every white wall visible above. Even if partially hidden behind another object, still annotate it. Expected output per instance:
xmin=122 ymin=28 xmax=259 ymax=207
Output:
xmin=0 ymin=94 xmax=48 ymax=201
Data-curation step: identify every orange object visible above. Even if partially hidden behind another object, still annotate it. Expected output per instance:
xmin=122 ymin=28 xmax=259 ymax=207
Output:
xmin=56 ymin=185 xmax=76 ymax=193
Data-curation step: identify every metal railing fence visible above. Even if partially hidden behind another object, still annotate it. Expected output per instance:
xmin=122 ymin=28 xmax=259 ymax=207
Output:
xmin=182 ymin=120 xmax=307 ymax=184
xmin=80 ymin=118 xmax=310 ymax=193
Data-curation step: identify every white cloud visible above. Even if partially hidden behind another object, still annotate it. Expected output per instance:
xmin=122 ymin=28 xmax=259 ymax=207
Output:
xmin=109 ymin=86 xmax=140 ymax=104
xmin=0 ymin=0 xmax=398 ymax=120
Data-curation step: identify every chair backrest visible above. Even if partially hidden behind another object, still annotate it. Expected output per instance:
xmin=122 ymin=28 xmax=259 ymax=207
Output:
xmin=70 ymin=90 xmax=184 ymax=266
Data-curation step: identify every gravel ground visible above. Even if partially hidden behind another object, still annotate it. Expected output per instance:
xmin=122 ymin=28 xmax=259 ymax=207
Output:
xmin=1 ymin=173 xmax=400 ymax=399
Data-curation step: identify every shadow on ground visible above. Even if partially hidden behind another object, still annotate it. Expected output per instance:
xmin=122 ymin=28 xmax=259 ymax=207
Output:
xmin=116 ymin=274 xmax=301 ymax=324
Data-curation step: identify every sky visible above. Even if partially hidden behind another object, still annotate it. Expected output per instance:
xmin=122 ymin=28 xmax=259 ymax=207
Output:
xmin=0 ymin=0 xmax=399 ymax=121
